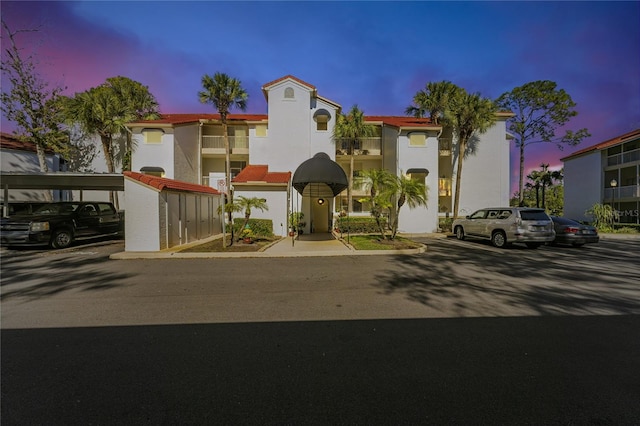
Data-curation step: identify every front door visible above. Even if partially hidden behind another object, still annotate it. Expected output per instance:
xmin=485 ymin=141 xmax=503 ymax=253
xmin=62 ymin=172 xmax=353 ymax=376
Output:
xmin=311 ymin=198 xmax=329 ymax=233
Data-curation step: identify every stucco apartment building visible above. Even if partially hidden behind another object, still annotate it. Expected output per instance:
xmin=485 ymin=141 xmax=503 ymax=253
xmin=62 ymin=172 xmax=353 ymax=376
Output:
xmin=562 ymin=128 xmax=640 ymax=224
xmin=128 ymin=75 xmax=513 ymax=237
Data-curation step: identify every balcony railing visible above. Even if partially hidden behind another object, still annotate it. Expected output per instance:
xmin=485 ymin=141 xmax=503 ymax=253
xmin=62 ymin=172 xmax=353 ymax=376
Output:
xmin=605 ymin=185 xmax=640 ymax=200
xmin=336 ymin=137 xmax=381 ymax=156
xmin=202 ymin=136 xmax=249 ymax=153
xmin=607 ymin=148 xmax=640 ymax=166
xmin=439 ymin=138 xmax=452 ymax=156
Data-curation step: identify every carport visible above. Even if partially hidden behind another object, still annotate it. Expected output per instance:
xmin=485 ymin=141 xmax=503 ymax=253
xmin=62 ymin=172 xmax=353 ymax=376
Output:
xmin=0 ymin=172 xmax=124 ymax=217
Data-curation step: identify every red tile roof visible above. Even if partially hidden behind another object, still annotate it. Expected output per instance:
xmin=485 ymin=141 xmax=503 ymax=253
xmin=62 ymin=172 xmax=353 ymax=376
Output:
xmin=262 ymin=75 xmax=316 ymax=91
xmin=560 ymin=128 xmax=640 ymax=161
xmin=130 ymin=113 xmax=268 ymax=126
xmin=0 ymin=132 xmax=55 ymax=154
xmin=233 ymin=165 xmax=291 ymax=184
xmin=366 ymin=116 xmax=438 ymax=128
xmin=124 ymin=171 xmax=221 ymax=195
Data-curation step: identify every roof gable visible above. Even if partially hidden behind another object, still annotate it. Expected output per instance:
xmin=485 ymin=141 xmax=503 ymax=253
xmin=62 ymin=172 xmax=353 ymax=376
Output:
xmin=561 ymin=128 xmax=640 ymax=162
xmin=124 ymin=171 xmax=221 ymax=195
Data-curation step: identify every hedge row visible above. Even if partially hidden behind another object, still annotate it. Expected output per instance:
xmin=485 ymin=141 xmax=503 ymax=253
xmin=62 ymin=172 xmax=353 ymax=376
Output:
xmin=334 ymin=216 xmax=387 ymax=234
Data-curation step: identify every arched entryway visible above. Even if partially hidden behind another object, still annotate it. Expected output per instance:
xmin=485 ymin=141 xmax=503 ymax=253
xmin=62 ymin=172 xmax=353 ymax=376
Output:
xmin=291 ymin=152 xmax=348 ymax=234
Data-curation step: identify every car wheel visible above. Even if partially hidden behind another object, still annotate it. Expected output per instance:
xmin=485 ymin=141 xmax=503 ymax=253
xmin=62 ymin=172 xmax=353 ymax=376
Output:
xmin=491 ymin=231 xmax=507 ymax=248
xmin=455 ymin=226 xmax=465 ymax=240
xmin=526 ymin=242 xmax=542 ymax=249
xmin=50 ymin=229 xmax=73 ymax=249
xmin=572 ymin=243 xmax=584 ymax=247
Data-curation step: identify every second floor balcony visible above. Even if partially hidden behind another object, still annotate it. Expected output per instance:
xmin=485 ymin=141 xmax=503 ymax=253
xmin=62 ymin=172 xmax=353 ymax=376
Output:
xmin=202 ymin=136 xmax=249 ymax=154
xmin=336 ymin=138 xmax=382 ymax=156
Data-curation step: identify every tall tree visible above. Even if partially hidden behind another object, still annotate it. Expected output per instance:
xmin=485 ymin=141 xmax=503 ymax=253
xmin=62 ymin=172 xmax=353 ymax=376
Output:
xmin=1 ymin=20 xmax=69 ymax=201
xmin=64 ymin=76 xmax=159 ymax=207
xmin=496 ymin=80 xmax=590 ymax=206
xmin=449 ymin=91 xmax=497 ymax=219
xmin=405 ymin=80 xmax=461 ymax=125
xmin=199 ymin=72 xmax=248 ymax=246
xmin=332 ymin=105 xmax=376 ymax=213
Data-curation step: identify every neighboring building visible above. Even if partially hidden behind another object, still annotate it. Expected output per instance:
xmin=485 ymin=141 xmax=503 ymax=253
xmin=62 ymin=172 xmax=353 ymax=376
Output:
xmin=0 ymin=132 xmax=70 ymax=202
xmin=128 ymin=75 xmax=513 ymax=236
xmin=562 ymin=128 xmax=640 ymax=223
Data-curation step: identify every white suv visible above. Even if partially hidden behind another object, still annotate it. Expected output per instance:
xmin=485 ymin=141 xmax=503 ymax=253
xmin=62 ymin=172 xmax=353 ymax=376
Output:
xmin=452 ymin=207 xmax=555 ymax=248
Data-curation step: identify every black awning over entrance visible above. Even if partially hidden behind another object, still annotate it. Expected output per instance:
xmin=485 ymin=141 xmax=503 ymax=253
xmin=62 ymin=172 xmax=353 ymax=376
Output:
xmin=292 ymin=152 xmax=348 ymax=197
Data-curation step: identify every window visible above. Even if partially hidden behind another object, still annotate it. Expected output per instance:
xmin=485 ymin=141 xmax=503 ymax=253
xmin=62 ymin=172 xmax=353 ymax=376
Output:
xmin=255 ymin=124 xmax=267 ymax=137
xmin=98 ymin=203 xmax=116 ymax=214
xmin=143 ymin=129 xmax=163 ymax=144
xmin=469 ymin=210 xmax=487 ymax=219
xmin=230 ymin=161 xmax=246 ymax=178
xmin=438 ymin=177 xmax=451 ymax=196
xmin=314 ymin=109 xmax=331 ymax=131
xmin=409 ymin=133 xmax=426 ymax=147
xmin=284 ymin=87 xmax=294 ymax=99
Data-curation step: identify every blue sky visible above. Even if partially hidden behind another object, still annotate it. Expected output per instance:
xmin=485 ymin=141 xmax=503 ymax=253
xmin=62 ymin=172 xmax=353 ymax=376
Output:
xmin=2 ymin=1 xmax=639 ymax=194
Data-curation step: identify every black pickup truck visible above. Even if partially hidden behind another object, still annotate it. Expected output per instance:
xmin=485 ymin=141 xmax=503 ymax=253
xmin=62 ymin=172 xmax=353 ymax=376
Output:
xmin=1 ymin=202 xmax=123 ymax=249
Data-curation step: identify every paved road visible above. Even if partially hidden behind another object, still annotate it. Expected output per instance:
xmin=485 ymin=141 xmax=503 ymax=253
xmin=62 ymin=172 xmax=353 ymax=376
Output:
xmin=2 ymin=237 xmax=640 ymax=424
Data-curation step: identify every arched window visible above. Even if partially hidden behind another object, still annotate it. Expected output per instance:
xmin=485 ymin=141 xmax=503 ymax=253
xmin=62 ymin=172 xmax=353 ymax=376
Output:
xmin=284 ymin=87 xmax=294 ymax=99
xmin=313 ymin=109 xmax=331 ymax=131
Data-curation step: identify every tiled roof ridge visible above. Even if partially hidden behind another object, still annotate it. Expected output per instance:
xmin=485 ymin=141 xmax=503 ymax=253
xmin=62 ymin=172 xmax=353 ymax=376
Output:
xmin=262 ymin=75 xmax=316 ymax=90
xmin=124 ymin=171 xmax=221 ymax=195
xmin=561 ymin=128 xmax=640 ymax=161
xmin=233 ymin=165 xmax=291 ymax=184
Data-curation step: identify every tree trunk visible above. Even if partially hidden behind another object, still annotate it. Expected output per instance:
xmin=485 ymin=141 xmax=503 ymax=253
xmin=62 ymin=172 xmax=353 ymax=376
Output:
xmin=541 ymin=182 xmax=546 ymax=208
xmin=35 ymin=145 xmax=53 ymax=202
xmin=223 ymin=121 xmax=233 ymax=246
xmin=518 ymin=142 xmax=525 ymax=206
xmin=100 ymin=134 xmax=119 ymax=210
xmin=452 ymin=139 xmax=465 ymax=220
xmin=348 ymin=141 xmax=354 ymax=213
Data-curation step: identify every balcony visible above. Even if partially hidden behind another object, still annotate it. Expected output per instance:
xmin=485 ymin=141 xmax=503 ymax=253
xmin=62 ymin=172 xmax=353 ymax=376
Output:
xmin=605 ymin=185 xmax=640 ymax=200
xmin=439 ymin=138 xmax=452 ymax=156
xmin=335 ymin=137 xmax=381 ymax=156
xmin=202 ymin=136 xmax=249 ymax=155
xmin=607 ymin=148 xmax=640 ymax=166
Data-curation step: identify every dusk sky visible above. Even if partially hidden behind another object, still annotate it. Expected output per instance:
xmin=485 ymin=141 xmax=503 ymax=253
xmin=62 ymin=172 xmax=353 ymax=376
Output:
xmin=1 ymin=1 xmax=639 ymax=195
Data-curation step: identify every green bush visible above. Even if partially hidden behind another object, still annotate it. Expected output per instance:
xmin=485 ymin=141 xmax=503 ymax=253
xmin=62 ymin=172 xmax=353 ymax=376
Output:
xmin=233 ymin=218 xmax=274 ymax=237
xmin=439 ymin=217 xmax=453 ymax=232
xmin=335 ymin=216 xmax=387 ymax=234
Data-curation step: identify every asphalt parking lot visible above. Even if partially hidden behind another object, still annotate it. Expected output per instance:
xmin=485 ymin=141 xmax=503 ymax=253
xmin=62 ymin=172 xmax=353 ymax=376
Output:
xmin=2 ymin=236 xmax=640 ymax=424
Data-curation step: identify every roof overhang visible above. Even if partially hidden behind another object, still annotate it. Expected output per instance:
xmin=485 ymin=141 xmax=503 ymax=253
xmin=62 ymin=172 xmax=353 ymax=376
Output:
xmin=0 ymin=172 xmax=124 ymax=191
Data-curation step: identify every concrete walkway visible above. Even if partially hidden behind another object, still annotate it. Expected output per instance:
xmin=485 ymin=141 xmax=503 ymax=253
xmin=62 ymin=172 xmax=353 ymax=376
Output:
xmin=110 ymin=232 xmax=434 ymax=259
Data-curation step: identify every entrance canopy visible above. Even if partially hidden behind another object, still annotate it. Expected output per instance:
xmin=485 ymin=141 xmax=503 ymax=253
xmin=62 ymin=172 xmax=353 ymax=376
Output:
xmin=292 ymin=152 xmax=348 ymax=197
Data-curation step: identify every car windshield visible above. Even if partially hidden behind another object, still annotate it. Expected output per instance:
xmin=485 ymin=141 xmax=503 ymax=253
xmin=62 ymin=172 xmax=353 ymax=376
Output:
xmin=520 ymin=210 xmax=550 ymax=221
xmin=33 ymin=203 xmax=79 ymax=215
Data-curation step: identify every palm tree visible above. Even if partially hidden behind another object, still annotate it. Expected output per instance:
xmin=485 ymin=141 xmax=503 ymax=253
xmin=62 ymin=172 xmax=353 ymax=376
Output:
xmin=64 ymin=77 xmax=159 ymax=207
xmin=199 ymin=73 xmax=248 ymax=245
xmin=232 ymin=196 xmax=268 ymax=238
xmin=107 ymin=76 xmax=160 ymax=170
xmin=405 ymin=81 xmax=461 ymax=125
xmin=360 ymin=169 xmax=396 ymax=239
xmin=332 ymin=105 xmax=376 ymax=213
xmin=449 ymin=91 xmax=497 ymax=220
xmin=389 ymin=173 xmax=428 ymax=239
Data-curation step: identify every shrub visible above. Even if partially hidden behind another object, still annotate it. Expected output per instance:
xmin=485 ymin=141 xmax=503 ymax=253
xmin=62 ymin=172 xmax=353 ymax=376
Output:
xmin=334 ymin=216 xmax=387 ymax=234
xmin=233 ymin=218 xmax=274 ymax=237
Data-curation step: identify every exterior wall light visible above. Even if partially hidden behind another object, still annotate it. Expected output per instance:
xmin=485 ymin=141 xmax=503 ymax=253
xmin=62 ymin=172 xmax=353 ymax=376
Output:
xmin=317 ymin=198 xmax=325 ymax=205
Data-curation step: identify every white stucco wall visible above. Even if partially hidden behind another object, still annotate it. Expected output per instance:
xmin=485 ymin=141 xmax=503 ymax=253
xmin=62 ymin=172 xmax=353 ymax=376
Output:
xmin=453 ymin=121 xmax=510 ymax=217
xmin=255 ymin=80 xmax=313 ymax=172
xmin=124 ymin=178 xmax=161 ymax=251
xmin=131 ymin=129 xmax=175 ymax=178
xmin=0 ymin=148 xmax=67 ymax=201
xmin=233 ymin=186 xmax=289 ymax=237
xmin=396 ymin=131 xmax=440 ymax=233
xmin=563 ymin=151 xmax=602 ymax=221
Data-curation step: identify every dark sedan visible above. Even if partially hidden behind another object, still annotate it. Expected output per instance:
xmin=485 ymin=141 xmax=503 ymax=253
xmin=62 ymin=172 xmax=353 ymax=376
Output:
xmin=550 ymin=216 xmax=599 ymax=247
